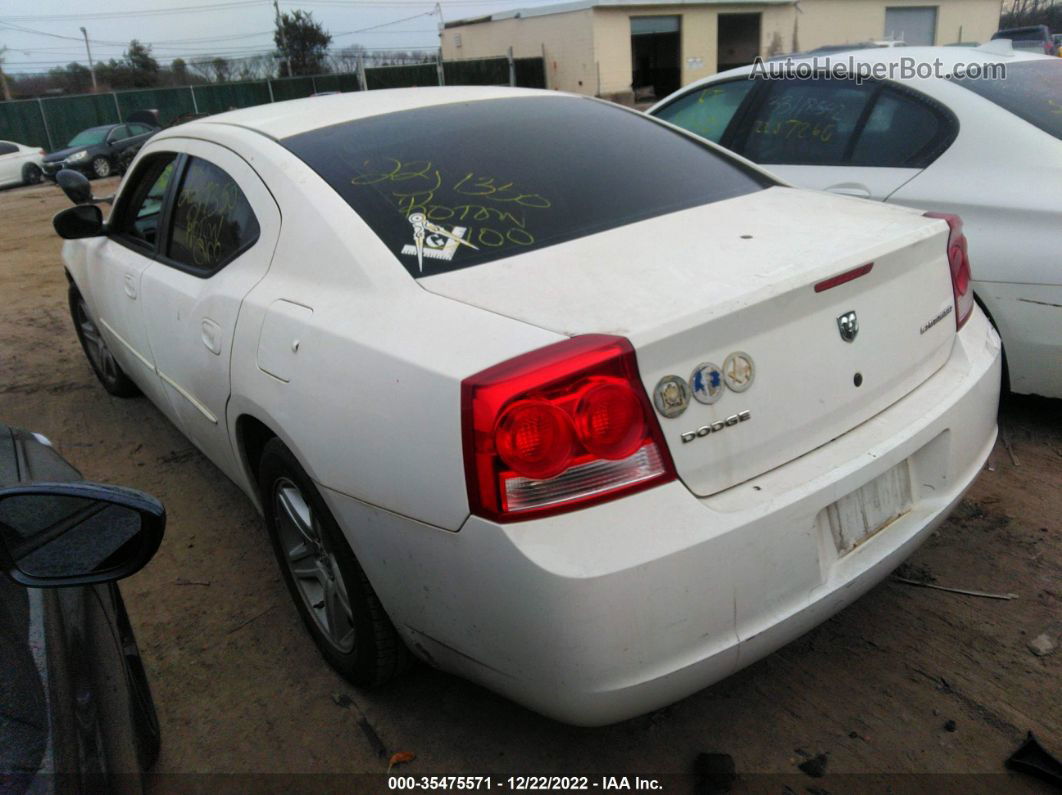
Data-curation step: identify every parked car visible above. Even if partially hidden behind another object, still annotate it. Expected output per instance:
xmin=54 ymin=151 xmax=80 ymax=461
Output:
xmin=0 ymin=140 xmax=45 ymax=188
xmin=0 ymin=423 xmax=165 ymax=790
xmin=52 ymin=87 xmax=1000 ymax=725
xmin=1054 ymin=33 xmax=1062 ymax=54
xmin=991 ymin=24 xmax=1058 ymax=55
xmin=42 ymin=122 xmax=158 ymax=181
xmin=650 ymin=46 xmax=1061 ymax=399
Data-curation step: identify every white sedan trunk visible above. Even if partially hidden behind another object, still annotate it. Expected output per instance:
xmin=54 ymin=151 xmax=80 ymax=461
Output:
xmin=423 ymin=186 xmax=956 ymax=496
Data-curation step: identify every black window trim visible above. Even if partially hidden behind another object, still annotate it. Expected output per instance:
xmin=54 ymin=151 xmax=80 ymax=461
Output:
xmin=107 ymin=150 xmax=262 ymax=279
xmin=725 ymin=72 xmax=960 ymax=169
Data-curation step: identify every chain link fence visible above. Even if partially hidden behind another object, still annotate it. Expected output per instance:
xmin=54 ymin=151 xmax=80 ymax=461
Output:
xmin=0 ymin=55 xmax=547 ymax=152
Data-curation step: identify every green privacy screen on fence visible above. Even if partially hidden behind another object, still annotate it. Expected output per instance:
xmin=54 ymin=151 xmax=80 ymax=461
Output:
xmin=0 ymin=100 xmax=50 ymax=153
xmin=1 ymin=57 xmax=546 ymax=151
xmin=116 ymin=87 xmax=196 ymax=127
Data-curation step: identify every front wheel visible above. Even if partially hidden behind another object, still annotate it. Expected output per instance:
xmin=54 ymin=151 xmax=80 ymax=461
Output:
xmin=259 ymin=438 xmax=410 ymax=686
xmin=69 ymin=284 xmax=140 ymax=397
xmin=22 ymin=163 xmax=42 ymax=185
xmin=91 ymin=156 xmax=111 ymax=179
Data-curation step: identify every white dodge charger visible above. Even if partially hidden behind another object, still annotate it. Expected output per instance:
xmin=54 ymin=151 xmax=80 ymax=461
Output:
xmin=54 ymin=87 xmax=1001 ymax=725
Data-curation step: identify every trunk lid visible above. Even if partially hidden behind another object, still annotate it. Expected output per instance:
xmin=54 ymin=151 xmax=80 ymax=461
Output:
xmin=423 ymin=187 xmax=958 ymax=496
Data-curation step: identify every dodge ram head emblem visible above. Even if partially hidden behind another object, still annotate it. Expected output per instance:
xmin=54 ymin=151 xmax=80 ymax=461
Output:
xmin=837 ymin=310 xmax=859 ymax=343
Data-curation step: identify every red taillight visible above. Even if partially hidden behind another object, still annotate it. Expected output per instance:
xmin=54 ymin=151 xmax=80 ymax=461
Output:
xmin=924 ymin=212 xmax=974 ymax=331
xmin=462 ymin=335 xmax=676 ymax=522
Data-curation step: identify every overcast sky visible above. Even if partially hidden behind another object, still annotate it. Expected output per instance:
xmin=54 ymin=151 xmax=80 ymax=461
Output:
xmin=0 ymin=0 xmax=558 ymax=74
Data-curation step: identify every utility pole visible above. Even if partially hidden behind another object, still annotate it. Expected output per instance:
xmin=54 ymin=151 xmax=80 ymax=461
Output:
xmin=435 ymin=2 xmax=445 ymax=86
xmin=80 ymin=27 xmax=98 ymax=92
xmin=273 ymin=0 xmax=293 ymax=77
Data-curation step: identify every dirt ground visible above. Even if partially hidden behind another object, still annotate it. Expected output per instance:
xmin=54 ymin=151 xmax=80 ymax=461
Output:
xmin=1 ymin=179 xmax=1059 ymax=792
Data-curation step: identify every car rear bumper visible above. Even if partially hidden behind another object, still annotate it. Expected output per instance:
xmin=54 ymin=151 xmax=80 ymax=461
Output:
xmin=324 ymin=310 xmax=1001 ymax=725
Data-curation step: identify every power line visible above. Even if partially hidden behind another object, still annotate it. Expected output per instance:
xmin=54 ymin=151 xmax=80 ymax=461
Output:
xmin=0 ymin=1 xmax=268 ymax=23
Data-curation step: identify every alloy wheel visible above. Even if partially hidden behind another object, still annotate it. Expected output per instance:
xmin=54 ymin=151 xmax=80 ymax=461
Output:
xmin=273 ymin=477 xmax=356 ymax=653
xmin=76 ymin=298 xmax=121 ymax=384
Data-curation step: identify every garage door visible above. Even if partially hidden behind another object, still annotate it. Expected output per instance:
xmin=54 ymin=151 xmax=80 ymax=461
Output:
xmin=884 ymin=6 xmax=938 ymax=45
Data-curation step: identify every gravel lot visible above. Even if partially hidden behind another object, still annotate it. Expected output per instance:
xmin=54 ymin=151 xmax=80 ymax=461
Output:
xmin=2 ymin=179 xmax=1059 ymax=792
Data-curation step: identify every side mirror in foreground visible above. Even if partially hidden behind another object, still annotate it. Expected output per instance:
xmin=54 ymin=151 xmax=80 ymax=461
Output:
xmin=0 ymin=482 xmax=165 ymax=588
xmin=53 ymin=204 xmax=104 ymax=240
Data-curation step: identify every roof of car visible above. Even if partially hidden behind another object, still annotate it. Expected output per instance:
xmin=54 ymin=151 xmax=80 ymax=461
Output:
xmin=811 ymin=44 xmax=1051 ymax=67
xmin=192 ymin=85 xmax=557 ymax=141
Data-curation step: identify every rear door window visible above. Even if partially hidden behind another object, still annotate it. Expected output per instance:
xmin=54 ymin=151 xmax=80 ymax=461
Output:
xmin=282 ymin=95 xmax=773 ymax=278
xmin=950 ymin=60 xmax=1061 ymax=140
xmin=166 ymin=156 xmax=260 ymax=275
xmin=739 ymin=79 xmax=876 ymax=165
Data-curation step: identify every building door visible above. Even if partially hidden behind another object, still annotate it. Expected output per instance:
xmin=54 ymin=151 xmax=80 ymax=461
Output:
xmin=631 ymin=15 xmax=681 ymax=100
xmin=717 ymin=13 xmax=761 ymax=72
xmin=884 ymin=6 xmax=938 ymax=45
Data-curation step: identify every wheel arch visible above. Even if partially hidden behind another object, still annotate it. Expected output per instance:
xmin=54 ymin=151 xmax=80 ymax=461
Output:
xmin=973 ymin=290 xmax=1010 ymax=394
xmin=233 ymin=413 xmax=278 ymax=511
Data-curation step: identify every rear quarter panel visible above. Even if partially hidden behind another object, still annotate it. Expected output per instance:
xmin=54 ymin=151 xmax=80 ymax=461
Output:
xmin=219 ymin=132 xmax=562 ymax=530
xmin=885 ymin=81 xmax=1062 ymax=396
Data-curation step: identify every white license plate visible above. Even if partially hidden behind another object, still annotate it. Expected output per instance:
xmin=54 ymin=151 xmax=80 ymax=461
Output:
xmin=825 ymin=461 xmax=913 ymax=555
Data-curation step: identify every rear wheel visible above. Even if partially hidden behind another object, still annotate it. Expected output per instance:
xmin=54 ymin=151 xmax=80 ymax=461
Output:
xmin=91 ymin=156 xmax=111 ymax=179
xmin=69 ymin=284 xmax=140 ymax=397
xmin=258 ymin=438 xmax=410 ymax=686
xmin=21 ymin=163 xmax=42 ymax=185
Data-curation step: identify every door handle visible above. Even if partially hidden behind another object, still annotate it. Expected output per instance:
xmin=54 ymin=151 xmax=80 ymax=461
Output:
xmin=825 ymin=183 xmax=872 ymax=199
xmin=123 ymin=273 xmax=137 ymax=298
xmin=201 ymin=319 xmax=222 ymax=355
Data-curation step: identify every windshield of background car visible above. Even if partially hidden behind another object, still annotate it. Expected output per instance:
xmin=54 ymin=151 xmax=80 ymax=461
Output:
xmin=950 ymin=61 xmax=1061 ymax=140
xmin=282 ymin=95 xmax=774 ymax=278
xmin=66 ymin=128 xmax=108 ymax=148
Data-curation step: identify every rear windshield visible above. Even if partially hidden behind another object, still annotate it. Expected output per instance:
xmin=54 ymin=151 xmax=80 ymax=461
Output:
xmin=950 ymin=60 xmax=1062 ymax=140
xmin=67 ymin=127 xmax=109 ymax=148
xmin=283 ymin=95 xmax=772 ymax=277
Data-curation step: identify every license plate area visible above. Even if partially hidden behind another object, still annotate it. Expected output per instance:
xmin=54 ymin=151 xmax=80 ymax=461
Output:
xmin=825 ymin=461 xmax=913 ymax=555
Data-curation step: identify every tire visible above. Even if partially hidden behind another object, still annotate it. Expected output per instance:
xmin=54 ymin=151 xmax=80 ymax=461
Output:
xmin=91 ymin=156 xmax=112 ymax=179
xmin=259 ymin=438 xmax=411 ymax=687
xmin=69 ymin=284 xmax=141 ymax=397
xmin=21 ymin=163 xmax=42 ymax=185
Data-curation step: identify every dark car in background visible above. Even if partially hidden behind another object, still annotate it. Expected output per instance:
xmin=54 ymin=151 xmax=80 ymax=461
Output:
xmin=992 ymin=24 xmax=1059 ymax=55
xmin=42 ymin=121 xmax=158 ymax=181
xmin=0 ymin=423 xmax=165 ymax=791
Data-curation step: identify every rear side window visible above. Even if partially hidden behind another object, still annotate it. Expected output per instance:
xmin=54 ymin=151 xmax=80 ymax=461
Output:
xmin=653 ymin=80 xmax=756 ymax=143
xmin=849 ymin=88 xmax=950 ymax=167
xmin=950 ymin=60 xmax=1062 ymax=141
xmin=0 ymin=142 xmax=18 ymax=155
xmin=282 ymin=96 xmax=772 ymax=278
xmin=167 ymin=157 xmax=260 ymax=274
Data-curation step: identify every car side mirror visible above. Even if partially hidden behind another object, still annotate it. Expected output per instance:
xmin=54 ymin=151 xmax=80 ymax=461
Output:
xmin=56 ymin=168 xmax=93 ymax=204
xmin=0 ymin=482 xmax=164 ymax=588
xmin=53 ymin=205 xmax=104 ymax=239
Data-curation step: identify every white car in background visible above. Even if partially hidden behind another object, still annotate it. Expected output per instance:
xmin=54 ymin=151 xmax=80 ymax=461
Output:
xmin=0 ymin=140 xmax=45 ymax=188
xmin=53 ymin=87 xmax=1000 ymax=725
xmin=650 ymin=46 xmax=1062 ymax=398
